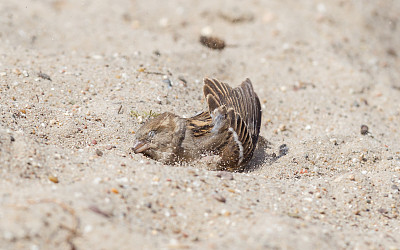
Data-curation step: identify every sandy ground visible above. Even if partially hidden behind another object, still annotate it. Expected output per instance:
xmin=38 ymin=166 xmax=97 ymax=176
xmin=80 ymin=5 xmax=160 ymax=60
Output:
xmin=1 ymin=0 xmax=400 ymax=249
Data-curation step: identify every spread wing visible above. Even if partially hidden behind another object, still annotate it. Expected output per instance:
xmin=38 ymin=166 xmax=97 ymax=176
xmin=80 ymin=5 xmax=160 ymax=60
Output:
xmin=203 ymin=78 xmax=262 ymax=147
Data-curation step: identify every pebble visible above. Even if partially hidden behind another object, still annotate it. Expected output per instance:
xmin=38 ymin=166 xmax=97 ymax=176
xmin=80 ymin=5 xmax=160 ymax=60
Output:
xmin=84 ymin=225 xmax=93 ymax=233
xmin=199 ymin=35 xmax=226 ymax=50
xmin=201 ymin=26 xmax=213 ymax=36
xmin=95 ymin=149 xmax=103 ymax=156
xmin=48 ymin=175 xmax=59 ymax=183
xmin=279 ymin=144 xmax=289 ymax=156
xmin=360 ymin=125 xmax=369 ymax=135
xmin=278 ymin=124 xmax=287 ymax=132
xmin=329 ymin=138 xmax=338 ymax=145
xmin=159 ymin=17 xmax=169 ymax=27
xmin=0 ymin=72 xmax=7 ymax=76
xmin=91 ymin=54 xmax=103 ymax=60
xmin=106 ymin=145 xmax=116 ymax=150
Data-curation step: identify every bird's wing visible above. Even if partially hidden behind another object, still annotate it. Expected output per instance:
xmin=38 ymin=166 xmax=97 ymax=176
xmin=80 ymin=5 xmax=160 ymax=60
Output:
xmin=203 ymin=78 xmax=262 ymax=146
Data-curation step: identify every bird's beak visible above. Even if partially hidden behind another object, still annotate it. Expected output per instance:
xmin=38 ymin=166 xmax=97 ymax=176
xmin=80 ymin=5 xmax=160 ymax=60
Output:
xmin=132 ymin=140 xmax=150 ymax=153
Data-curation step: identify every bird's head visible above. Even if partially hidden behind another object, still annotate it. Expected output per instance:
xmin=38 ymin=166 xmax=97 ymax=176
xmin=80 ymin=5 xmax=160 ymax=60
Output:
xmin=132 ymin=112 xmax=185 ymax=162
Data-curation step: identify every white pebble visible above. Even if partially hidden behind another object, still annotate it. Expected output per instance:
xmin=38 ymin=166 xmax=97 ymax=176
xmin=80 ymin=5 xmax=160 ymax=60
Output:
xmin=30 ymin=245 xmax=39 ymax=250
xmin=84 ymin=224 xmax=93 ymax=233
xmin=93 ymin=177 xmax=102 ymax=184
xmin=317 ymin=3 xmax=326 ymax=13
xmin=159 ymin=17 xmax=169 ymax=27
xmin=201 ymin=26 xmax=213 ymax=35
xmin=282 ymin=43 xmax=290 ymax=51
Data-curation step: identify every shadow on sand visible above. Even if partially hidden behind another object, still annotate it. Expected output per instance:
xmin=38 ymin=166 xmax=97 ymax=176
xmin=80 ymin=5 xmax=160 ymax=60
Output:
xmin=244 ymin=136 xmax=288 ymax=173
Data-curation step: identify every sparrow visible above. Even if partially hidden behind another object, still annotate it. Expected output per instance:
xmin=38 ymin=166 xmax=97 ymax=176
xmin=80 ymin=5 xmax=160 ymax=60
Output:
xmin=132 ymin=78 xmax=262 ymax=172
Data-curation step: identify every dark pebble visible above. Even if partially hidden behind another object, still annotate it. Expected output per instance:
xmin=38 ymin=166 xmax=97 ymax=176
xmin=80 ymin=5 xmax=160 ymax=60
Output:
xmin=360 ymin=125 xmax=369 ymax=135
xmin=153 ymin=50 xmax=161 ymax=56
xmin=10 ymin=135 xmax=15 ymax=142
xmin=391 ymin=184 xmax=399 ymax=190
xmin=95 ymin=149 xmax=103 ymax=156
xmin=199 ymin=35 xmax=226 ymax=50
xmin=387 ymin=48 xmax=397 ymax=57
xmin=279 ymin=144 xmax=289 ymax=156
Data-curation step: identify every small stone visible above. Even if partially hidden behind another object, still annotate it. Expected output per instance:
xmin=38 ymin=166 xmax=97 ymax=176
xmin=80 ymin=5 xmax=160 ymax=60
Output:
xmin=305 ymin=125 xmax=311 ymax=130
xmin=360 ymin=125 xmax=369 ymax=135
xmin=199 ymin=35 xmax=226 ymax=50
xmin=10 ymin=135 xmax=15 ymax=142
xmin=348 ymin=174 xmax=356 ymax=181
xmin=0 ymin=72 xmax=7 ymax=76
xmin=159 ymin=17 xmax=169 ymax=27
xmin=279 ymin=144 xmax=289 ymax=156
xmin=91 ymin=139 xmax=97 ymax=145
xmin=329 ymin=138 xmax=338 ymax=145
xmin=278 ymin=124 xmax=287 ymax=132
xmin=95 ymin=149 xmax=103 ymax=156
xmin=48 ymin=175 xmax=59 ymax=183
xmin=201 ymin=26 xmax=213 ymax=36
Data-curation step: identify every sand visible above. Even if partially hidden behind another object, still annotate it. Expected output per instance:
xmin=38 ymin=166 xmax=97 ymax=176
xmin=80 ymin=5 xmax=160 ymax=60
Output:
xmin=1 ymin=0 xmax=400 ymax=249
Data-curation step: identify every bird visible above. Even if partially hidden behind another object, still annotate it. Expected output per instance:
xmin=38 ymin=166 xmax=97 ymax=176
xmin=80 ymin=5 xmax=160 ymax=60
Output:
xmin=132 ymin=78 xmax=262 ymax=172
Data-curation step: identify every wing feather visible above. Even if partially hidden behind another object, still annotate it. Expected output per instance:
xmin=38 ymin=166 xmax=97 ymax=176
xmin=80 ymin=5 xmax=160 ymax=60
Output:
xmin=203 ymin=78 xmax=262 ymax=147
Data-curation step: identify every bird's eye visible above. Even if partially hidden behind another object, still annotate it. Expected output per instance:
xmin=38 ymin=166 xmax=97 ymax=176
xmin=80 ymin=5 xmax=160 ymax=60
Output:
xmin=148 ymin=131 xmax=156 ymax=138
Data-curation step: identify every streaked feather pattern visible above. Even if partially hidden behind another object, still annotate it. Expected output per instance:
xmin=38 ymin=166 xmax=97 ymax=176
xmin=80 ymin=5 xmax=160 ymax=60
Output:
xmin=133 ymin=78 xmax=262 ymax=171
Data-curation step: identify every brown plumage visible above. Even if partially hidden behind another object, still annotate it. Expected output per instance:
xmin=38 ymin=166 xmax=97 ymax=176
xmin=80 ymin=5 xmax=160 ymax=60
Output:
xmin=132 ymin=78 xmax=262 ymax=171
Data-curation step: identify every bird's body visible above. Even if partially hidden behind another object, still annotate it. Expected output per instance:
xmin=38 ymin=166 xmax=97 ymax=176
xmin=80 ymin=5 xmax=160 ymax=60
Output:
xmin=133 ymin=78 xmax=262 ymax=171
